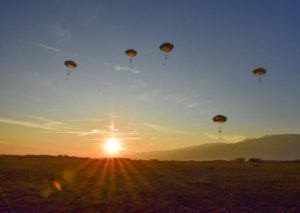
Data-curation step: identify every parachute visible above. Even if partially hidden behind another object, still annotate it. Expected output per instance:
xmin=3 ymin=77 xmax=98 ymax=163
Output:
xmin=252 ymin=68 xmax=266 ymax=83
xmin=159 ymin=42 xmax=174 ymax=66
xmin=212 ymin=114 xmax=227 ymax=138
xmin=125 ymin=49 xmax=137 ymax=66
xmin=64 ymin=60 xmax=77 ymax=80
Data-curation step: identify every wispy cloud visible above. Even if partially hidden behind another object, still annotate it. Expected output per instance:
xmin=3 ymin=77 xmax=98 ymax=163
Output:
xmin=0 ymin=117 xmax=65 ymax=131
xmin=86 ymin=137 xmax=144 ymax=141
xmin=185 ymin=102 xmax=200 ymax=109
xmin=33 ymin=42 xmax=62 ymax=52
xmin=164 ymin=94 xmax=187 ymax=104
xmin=149 ymin=137 xmax=178 ymax=141
xmin=78 ymin=129 xmax=102 ymax=136
xmin=55 ymin=25 xmax=72 ymax=41
xmin=104 ymin=62 xmax=112 ymax=68
xmin=26 ymin=115 xmax=64 ymax=126
xmin=204 ymin=133 xmax=247 ymax=143
xmin=164 ymin=92 xmax=212 ymax=116
xmin=49 ymin=129 xmax=140 ymax=137
xmin=193 ymin=122 xmax=205 ymax=128
xmin=50 ymin=129 xmax=108 ymax=136
xmin=68 ymin=118 xmax=104 ymax=123
xmin=121 ymin=137 xmax=144 ymax=140
xmin=143 ymin=123 xmax=189 ymax=135
xmin=78 ymin=3 xmax=101 ymax=24
xmin=138 ymin=90 xmax=160 ymax=103
xmin=133 ymin=79 xmax=148 ymax=89
xmin=114 ymin=64 xmax=140 ymax=74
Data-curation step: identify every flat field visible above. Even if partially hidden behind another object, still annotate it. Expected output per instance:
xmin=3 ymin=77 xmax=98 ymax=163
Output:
xmin=1 ymin=156 xmax=300 ymax=212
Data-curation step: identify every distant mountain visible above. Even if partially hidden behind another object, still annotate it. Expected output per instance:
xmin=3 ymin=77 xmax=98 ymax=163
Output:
xmin=129 ymin=134 xmax=300 ymax=161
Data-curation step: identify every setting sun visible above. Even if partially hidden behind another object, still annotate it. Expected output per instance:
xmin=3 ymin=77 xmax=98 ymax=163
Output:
xmin=102 ymin=138 xmax=122 ymax=155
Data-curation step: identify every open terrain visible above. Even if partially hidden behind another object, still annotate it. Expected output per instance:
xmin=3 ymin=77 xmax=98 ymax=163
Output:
xmin=1 ymin=156 xmax=300 ymax=212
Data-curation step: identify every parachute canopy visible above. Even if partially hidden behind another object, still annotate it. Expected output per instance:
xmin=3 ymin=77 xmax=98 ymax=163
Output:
xmin=125 ymin=49 xmax=137 ymax=57
xmin=213 ymin=115 xmax=227 ymax=123
xmin=160 ymin=42 xmax=174 ymax=53
xmin=252 ymin=68 xmax=266 ymax=76
xmin=64 ymin=60 xmax=77 ymax=69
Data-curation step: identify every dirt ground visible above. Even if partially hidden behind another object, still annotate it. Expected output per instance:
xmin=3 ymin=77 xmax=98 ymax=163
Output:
xmin=1 ymin=156 xmax=300 ymax=212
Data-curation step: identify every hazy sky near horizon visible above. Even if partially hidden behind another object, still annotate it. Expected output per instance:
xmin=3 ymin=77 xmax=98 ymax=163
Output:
xmin=1 ymin=0 xmax=300 ymax=157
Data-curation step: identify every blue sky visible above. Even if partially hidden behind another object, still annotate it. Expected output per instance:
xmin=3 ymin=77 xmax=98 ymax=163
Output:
xmin=0 ymin=0 xmax=300 ymax=157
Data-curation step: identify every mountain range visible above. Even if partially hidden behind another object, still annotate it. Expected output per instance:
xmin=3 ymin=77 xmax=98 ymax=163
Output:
xmin=129 ymin=134 xmax=300 ymax=161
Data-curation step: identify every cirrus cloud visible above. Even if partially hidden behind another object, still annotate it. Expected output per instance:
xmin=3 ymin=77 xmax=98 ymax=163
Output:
xmin=114 ymin=64 xmax=140 ymax=74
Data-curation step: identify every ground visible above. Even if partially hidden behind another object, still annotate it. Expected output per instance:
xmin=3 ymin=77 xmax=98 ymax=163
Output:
xmin=1 ymin=156 xmax=300 ymax=212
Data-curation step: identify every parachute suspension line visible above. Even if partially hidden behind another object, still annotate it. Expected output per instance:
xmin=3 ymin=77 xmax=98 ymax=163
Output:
xmin=258 ymin=77 xmax=262 ymax=83
xmin=218 ymin=127 xmax=222 ymax=140
xmin=163 ymin=54 xmax=168 ymax=66
xmin=129 ymin=58 xmax=133 ymax=68
xmin=66 ymin=70 xmax=70 ymax=80
xmin=164 ymin=54 xmax=168 ymax=61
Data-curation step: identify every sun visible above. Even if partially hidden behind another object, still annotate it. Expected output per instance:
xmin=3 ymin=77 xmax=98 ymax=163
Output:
xmin=103 ymin=138 xmax=122 ymax=156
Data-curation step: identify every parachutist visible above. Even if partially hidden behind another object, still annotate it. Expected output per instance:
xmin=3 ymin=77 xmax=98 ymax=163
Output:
xmin=160 ymin=42 xmax=174 ymax=66
xmin=125 ymin=49 xmax=137 ymax=66
xmin=253 ymin=68 xmax=267 ymax=83
xmin=64 ymin=60 xmax=77 ymax=80
xmin=213 ymin=115 xmax=227 ymax=139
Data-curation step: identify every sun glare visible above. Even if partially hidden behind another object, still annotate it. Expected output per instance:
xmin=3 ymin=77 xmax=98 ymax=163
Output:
xmin=103 ymin=138 xmax=122 ymax=156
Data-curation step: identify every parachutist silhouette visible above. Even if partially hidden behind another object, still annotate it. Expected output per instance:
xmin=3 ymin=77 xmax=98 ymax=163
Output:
xmin=160 ymin=42 xmax=174 ymax=66
xmin=125 ymin=49 xmax=137 ymax=67
xmin=213 ymin=115 xmax=227 ymax=140
xmin=252 ymin=68 xmax=267 ymax=83
xmin=64 ymin=60 xmax=77 ymax=80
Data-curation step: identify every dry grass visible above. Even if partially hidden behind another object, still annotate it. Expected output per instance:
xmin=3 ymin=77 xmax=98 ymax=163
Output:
xmin=1 ymin=156 xmax=300 ymax=212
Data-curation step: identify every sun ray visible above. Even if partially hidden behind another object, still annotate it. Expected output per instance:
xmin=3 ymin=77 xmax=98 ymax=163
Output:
xmin=108 ymin=159 xmax=119 ymax=205
xmin=93 ymin=158 xmax=111 ymax=200
xmin=122 ymin=160 xmax=154 ymax=192
xmin=116 ymin=159 xmax=144 ymax=206
xmin=73 ymin=160 xmax=103 ymax=195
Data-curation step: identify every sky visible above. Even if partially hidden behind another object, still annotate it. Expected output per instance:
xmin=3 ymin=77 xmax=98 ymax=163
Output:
xmin=1 ymin=0 xmax=300 ymax=157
